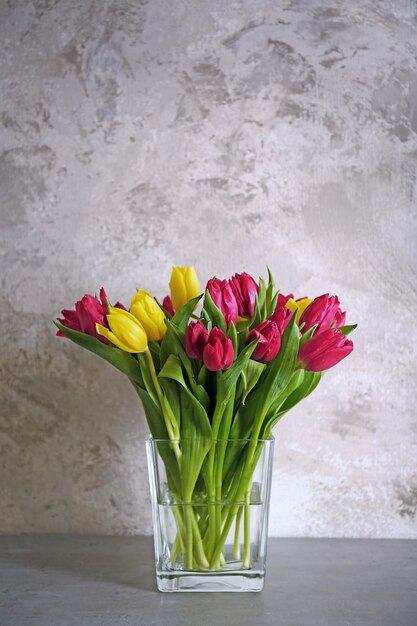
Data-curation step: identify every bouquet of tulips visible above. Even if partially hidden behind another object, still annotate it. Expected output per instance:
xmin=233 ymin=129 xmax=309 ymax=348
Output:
xmin=55 ymin=266 xmax=355 ymax=571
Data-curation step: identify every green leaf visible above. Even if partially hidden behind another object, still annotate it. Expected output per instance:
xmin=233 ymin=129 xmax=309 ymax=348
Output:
xmin=171 ymin=294 xmax=203 ymax=332
xmin=262 ymin=371 xmax=322 ymax=437
xmin=203 ymin=290 xmax=227 ymax=332
xmin=54 ymin=321 xmax=143 ymax=386
xmin=257 ymin=277 xmax=267 ymax=312
xmin=265 ymin=267 xmax=278 ymax=317
xmin=159 ymin=354 xmax=212 ymax=440
xmin=159 ymin=295 xmax=202 ymax=367
xmin=300 ymin=324 xmax=318 ymax=347
xmin=148 ymin=341 xmax=161 ymax=371
xmin=227 ymin=322 xmax=238 ymax=357
xmin=241 ymin=360 xmax=266 ymax=404
xmin=231 ymin=314 xmax=300 ymax=439
xmin=179 ymin=390 xmax=212 ymax=501
xmin=338 ymin=324 xmax=357 ymax=336
xmin=137 ymin=352 xmax=159 ymax=406
xmin=263 ymin=369 xmax=305 ymax=426
xmin=266 ymin=290 xmax=279 ymax=318
xmin=132 ymin=383 xmax=181 ymax=494
xmin=163 ymin=322 xmax=210 ymax=412
xmin=278 ymin=370 xmax=322 ymax=414
xmin=217 ymin=339 xmax=259 ymax=404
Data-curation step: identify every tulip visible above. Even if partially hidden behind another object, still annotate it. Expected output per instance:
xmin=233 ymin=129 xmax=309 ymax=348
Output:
xmin=202 ymin=327 xmax=234 ymax=371
xmin=206 ymin=278 xmax=238 ymax=327
xmin=96 ymin=307 xmax=148 ymax=353
xmin=162 ymin=295 xmax=175 ymax=317
xmin=229 ymin=272 xmax=259 ymax=318
xmin=285 ymin=297 xmax=313 ymax=325
xmin=276 ymin=292 xmax=294 ymax=308
xmin=185 ymin=320 xmax=209 ymax=359
xmin=57 ymin=287 xmax=109 ymax=343
xmin=299 ymin=294 xmax=346 ymax=335
xmin=247 ymin=320 xmax=281 ymax=363
xmin=270 ymin=305 xmax=292 ymax=334
xmin=169 ymin=266 xmax=200 ymax=312
xmin=298 ymin=328 xmax=353 ymax=372
xmin=130 ymin=290 xmax=167 ymax=342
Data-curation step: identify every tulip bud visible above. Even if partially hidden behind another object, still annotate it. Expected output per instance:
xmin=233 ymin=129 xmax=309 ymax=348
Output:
xmin=169 ymin=266 xmax=200 ymax=312
xmin=299 ymin=293 xmax=346 ymax=335
xmin=206 ymin=278 xmax=238 ymax=327
xmin=202 ymin=327 xmax=234 ymax=371
xmin=130 ymin=290 xmax=167 ymax=342
xmin=298 ymin=328 xmax=353 ymax=372
xmin=57 ymin=287 xmax=109 ymax=343
xmin=229 ymin=272 xmax=259 ymax=318
xmin=185 ymin=320 xmax=209 ymax=359
xmin=96 ymin=308 xmax=148 ymax=353
xmin=247 ymin=320 xmax=281 ymax=363
xmin=270 ymin=305 xmax=292 ymax=334
xmin=162 ymin=295 xmax=175 ymax=317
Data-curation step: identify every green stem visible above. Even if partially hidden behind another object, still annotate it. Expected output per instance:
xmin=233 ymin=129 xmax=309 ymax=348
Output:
xmin=184 ymin=505 xmax=194 ymax=569
xmin=191 ymin=509 xmax=210 ymax=568
xmin=144 ymin=348 xmax=181 ymax=459
xmin=242 ymin=487 xmax=252 ymax=569
xmin=234 ymin=505 xmax=243 ymax=560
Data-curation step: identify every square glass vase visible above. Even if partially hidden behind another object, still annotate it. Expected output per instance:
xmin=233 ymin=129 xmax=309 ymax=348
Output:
xmin=146 ymin=435 xmax=274 ymax=592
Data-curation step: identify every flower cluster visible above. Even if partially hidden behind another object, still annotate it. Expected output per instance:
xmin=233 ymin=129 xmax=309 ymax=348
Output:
xmin=56 ymin=267 xmax=354 ymax=374
xmin=55 ymin=265 xmax=356 ymax=573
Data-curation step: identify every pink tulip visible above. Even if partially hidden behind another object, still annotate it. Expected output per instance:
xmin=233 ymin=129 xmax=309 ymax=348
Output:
xmin=185 ymin=320 xmax=209 ymax=359
xmin=299 ymin=294 xmax=346 ymax=334
xmin=299 ymin=328 xmax=353 ymax=372
xmin=57 ymin=287 xmax=109 ymax=343
xmin=270 ymin=305 xmax=293 ymax=334
xmin=247 ymin=320 xmax=281 ymax=363
xmin=203 ymin=327 xmax=234 ymax=371
xmin=206 ymin=278 xmax=238 ymax=327
xmin=276 ymin=292 xmax=294 ymax=308
xmin=229 ymin=272 xmax=259 ymax=317
xmin=162 ymin=295 xmax=175 ymax=317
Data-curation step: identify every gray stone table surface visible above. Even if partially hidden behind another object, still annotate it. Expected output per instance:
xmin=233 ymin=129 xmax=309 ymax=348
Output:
xmin=0 ymin=536 xmax=416 ymax=626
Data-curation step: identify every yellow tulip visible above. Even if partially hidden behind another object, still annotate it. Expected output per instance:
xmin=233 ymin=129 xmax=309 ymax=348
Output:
xmin=286 ymin=297 xmax=313 ymax=325
xmin=130 ymin=290 xmax=166 ymax=341
xmin=169 ymin=265 xmax=200 ymax=312
xmin=96 ymin=308 xmax=148 ymax=353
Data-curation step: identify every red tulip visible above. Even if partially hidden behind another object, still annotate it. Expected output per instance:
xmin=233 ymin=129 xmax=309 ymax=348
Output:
xmin=229 ymin=272 xmax=259 ymax=317
xmin=270 ymin=305 xmax=292 ymax=334
xmin=162 ymin=295 xmax=175 ymax=317
xmin=206 ymin=278 xmax=238 ymax=327
xmin=299 ymin=328 xmax=353 ymax=372
xmin=185 ymin=320 xmax=209 ymax=359
xmin=299 ymin=293 xmax=346 ymax=335
xmin=247 ymin=320 xmax=281 ymax=363
xmin=57 ymin=287 xmax=109 ymax=343
xmin=203 ymin=327 xmax=234 ymax=371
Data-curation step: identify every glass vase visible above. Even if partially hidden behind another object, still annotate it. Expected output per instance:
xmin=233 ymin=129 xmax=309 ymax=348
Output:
xmin=145 ymin=435 xmax=275 ymax=592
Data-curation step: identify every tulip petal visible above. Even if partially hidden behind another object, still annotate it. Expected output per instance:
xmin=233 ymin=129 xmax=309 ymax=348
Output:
xmin=185 ymin=266 xmax=200 ymax=300
xmin=169 ymin=268 xmax=185 ymax=311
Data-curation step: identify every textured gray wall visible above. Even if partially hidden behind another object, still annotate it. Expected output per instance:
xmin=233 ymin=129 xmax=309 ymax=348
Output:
xmin=1 ymin=0 xmax=416 ymax=538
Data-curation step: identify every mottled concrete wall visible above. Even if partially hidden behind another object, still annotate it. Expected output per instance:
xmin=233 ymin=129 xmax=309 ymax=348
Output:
xmin=1 ymin=0 xmax=416 ymax=538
